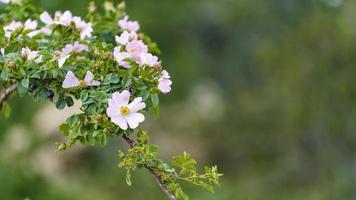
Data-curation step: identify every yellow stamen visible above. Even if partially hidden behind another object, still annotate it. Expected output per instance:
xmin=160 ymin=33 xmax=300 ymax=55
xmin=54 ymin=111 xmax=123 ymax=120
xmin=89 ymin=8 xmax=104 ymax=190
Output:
xmin=79 ymin=80 xmax=86 ymax=87
xmin=120 ymin=106 xmax=130 ymax=116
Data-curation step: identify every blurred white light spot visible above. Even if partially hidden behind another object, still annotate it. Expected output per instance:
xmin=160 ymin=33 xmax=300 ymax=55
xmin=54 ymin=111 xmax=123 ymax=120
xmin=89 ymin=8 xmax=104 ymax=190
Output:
xmin=187 ymin=80 xmax=224 ymax=121
xmin=3 ymin=125 xmax=30 ymax=155
xmin=34 ymin=100 xmax=82 ymax=136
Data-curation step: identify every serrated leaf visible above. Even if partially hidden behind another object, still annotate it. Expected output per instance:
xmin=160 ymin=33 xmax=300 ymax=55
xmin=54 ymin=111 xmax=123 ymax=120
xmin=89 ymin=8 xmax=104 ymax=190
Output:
xmin=30 ymin=71 xmax=41 ymax=79
xmin=93 ymin=130 xmax=102 ymax=137
xmin=5 ymin=53 xmax=17 ymax=60
xmin=56 ymin=95 xmax=66 ymax=110
xmin=80 ymin=90 xmax=89 ymax=102
xmin=136 ymin=82 xmax=147 ymax=90
xmin=21 ymin=78 xmax=29 ymax=89
xmin=104 ymin=74 xmax=120 ymax=84
xmin=34 ymin=87 xmax=48 ymax=102
xmin=121 ymin=76 xmax=132 ymax=88
xmin=59 ymin=124 xmax=70 ymax=136
xmin=16 ymin=82 xmax=28 ymax=97
xmin=66 ymin=115 xmax=79 ymax=127
xmin=1 ymin=70 xmax=8 ymax=81
xmin=140 ymin=90 xmax=150 ymax=101
xmin=87 ymin=135 xmax=96 ymax=145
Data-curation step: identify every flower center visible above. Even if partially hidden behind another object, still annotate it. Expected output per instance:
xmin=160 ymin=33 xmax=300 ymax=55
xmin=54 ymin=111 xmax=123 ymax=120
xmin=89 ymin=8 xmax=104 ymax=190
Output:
xmin=79 ymin=80 xmax=86 ymax=87
xmin=120 ymin=106 xmax=130 ymax=116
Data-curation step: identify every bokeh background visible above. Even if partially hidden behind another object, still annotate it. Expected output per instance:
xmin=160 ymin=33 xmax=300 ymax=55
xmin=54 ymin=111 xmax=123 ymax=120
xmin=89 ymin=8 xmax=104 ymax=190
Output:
xmin=1 ymin=0 xmax=356 ymax=199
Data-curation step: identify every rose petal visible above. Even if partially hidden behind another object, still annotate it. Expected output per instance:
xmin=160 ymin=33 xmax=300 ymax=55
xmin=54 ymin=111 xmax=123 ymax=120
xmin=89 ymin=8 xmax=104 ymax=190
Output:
xmin=84 ymin=71 xmax=94 ymax=84
xmin=40 ymin=12 xmax=53 ymax=25
xmin=111 ymin=116 xmax=128 ymax=130
xmin=62 ymin=71 xmax=80 ymax=88
xmin=106 ymin=102 xmax=119 ymax=118
xmin=128 ymin=97 xmax=146 ymax=112
xmin=58 ymin=54 xmax=70 ymax=68
xmin=125 ymin=113 xmax=145 ymax=129
xmin=112 ymin=90 xmax=130 ymax=106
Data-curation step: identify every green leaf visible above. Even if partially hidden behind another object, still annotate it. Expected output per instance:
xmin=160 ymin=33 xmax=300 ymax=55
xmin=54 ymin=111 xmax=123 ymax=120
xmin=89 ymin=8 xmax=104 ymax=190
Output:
xmin=66 ymin=115 xmax=80 ymax=127
xmin=140 ymin=90 xmax=150 ymax=101
xmin=59 ymin=124 xmax=70 ymax=136
xmin=0 ymin=70 xmax=8 ymax=81
xmin=19 ymin=67 xmax=26 ymax=76
xmin=0 ymin=103 xmax=11 ymax=118
xmin=151 ymin=93 xmax=159 ymax=107
xmin=5 ymin=53 xmax=17 ymax=60
xmin=83 ymin=97 xmax=96 ymax=105
xmin=121 ymin=76 xmax=132 ymax=88
xmin=80 ymin=90 xmax=89 ymax=102
xmin=56 ymin=95 xmax=66 ymax=110
xmin=136 ymin=82 xmax=147 ymax=90
xmin=87 ymin=135 xmax=96 ymax=145
xmin=16 ymin=82 xmax=28 ymax=97
xmin=85 ymin=103 xmax=96 ymax=115
xmin=100 ymin=134 xmax=108 ymax=146
xmin=152 ymin=106 xmax=160 ymax=119
xmin=21 ymin=78 xmax=29 ymax=89
xmin=168 ymin=183 xmax=177 ymax=192
xmin=51 ymin=69 xmax=59 ymax=79
xmin=30 ymin=71 xmax=41 ymax=79
xmin=128 ymin=64 xmax=138 ymax=75
xmin=34 ymin=87 xmax=48 ymax=102
xmin=125 ymin=172 xmax=132 ymax=186
xmin=65 ymin=96 xmax=74 ymax=107
xmin=69 ymin=130 xmax=80 ymax=139
xmin=93 ymin=130 xmax=102 ymax=138
xmin=104 ymin=74 xmax=120 ymax=84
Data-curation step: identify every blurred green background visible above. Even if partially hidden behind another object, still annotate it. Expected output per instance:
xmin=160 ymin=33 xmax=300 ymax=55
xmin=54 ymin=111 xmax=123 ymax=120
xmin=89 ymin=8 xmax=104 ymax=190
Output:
xmin=1 ymin=0 xmax=356 ymax=199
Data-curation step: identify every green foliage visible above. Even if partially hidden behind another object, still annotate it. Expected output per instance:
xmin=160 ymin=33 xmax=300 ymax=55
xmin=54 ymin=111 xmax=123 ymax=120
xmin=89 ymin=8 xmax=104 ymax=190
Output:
xmin=118 ymin=130 xmax=223 ymax=200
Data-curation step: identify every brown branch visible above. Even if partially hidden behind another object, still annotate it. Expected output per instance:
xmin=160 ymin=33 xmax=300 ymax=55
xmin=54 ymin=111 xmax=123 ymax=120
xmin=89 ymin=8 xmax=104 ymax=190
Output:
xmin=0 ymin=84 xmax=17 ymax=109
xmin=122 ymin=135 xmax=177 ymax=200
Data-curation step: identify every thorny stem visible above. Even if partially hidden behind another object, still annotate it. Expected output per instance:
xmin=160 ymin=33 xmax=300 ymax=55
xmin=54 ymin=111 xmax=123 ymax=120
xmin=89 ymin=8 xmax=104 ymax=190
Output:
xmin=0 ymin=84 xmax=17 ymax=109
xmin=122 ymin=135 xmax=177 ymax=200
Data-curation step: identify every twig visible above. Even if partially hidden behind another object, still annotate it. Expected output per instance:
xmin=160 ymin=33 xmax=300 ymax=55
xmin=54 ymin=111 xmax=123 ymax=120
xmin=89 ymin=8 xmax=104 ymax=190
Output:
xmin=122 ymin=135 xmax=177 ymax=200
xmin=0 ymin=84 xmax=17 ymax=109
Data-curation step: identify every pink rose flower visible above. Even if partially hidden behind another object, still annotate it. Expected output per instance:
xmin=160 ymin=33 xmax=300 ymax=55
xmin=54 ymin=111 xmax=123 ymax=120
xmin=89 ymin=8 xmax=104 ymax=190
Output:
xmin=118 ymin=16 xmax=140 ymax=33
xmin=158 ymin=70 xmax=172 ymax=94
xmin=62 ymin=71 xmax=100 ymax=88
xmin=106 ymin=90 xmax=146 ymax=130
xmin=125 ymin=40 xmax=148 ymax=62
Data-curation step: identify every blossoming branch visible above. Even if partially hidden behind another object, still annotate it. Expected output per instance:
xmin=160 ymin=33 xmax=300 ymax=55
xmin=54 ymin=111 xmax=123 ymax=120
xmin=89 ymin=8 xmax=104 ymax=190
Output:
xmin=0 ymin=1 xmax=222 ymax=199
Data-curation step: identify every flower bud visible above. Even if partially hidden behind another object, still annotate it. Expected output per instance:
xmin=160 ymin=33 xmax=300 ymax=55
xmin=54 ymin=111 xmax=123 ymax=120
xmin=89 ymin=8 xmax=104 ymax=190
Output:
xmin=96 ymin=114 xmax=103 ymax=121
xmin=103 ymin=52 xmax=112 ymax=59
xmin=88 ymin=1 xmax=96 ymax=14
xmin=58 ymin=144 xmax=66 ymax=152
xmin=117 ymin=2 xmax=126 ymax=10
xmin=6 ymin=60 xmax=16 ymax=68
xmin=138 ymin=33 xmax=145 ymax=40
xmin=104 ymin=1 xmax=115 ymax=12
